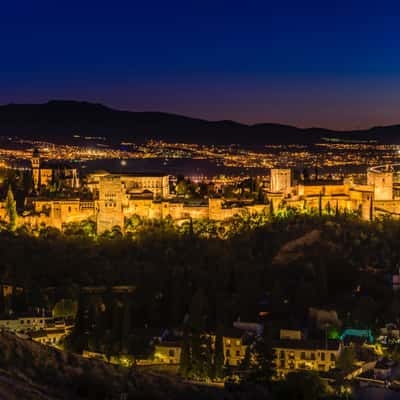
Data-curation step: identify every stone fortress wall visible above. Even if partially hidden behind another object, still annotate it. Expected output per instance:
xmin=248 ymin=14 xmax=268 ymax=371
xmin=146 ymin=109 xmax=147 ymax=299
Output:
xmin=5 ymin=152 xmax=400 ymax=233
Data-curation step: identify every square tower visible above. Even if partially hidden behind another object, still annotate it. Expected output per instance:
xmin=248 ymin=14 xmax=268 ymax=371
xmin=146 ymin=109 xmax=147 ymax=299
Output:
xmin=97 ymin=175 xmax=124 ymax=234
xmin=270 ymin=169 xmax=292 ymax=194
xmin=367 ymin=169 xmax=393 ymax=201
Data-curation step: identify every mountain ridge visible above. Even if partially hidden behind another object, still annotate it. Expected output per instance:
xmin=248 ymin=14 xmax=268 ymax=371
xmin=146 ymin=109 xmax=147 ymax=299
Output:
xmin=0 ymin=100 xmax=399 ymax=145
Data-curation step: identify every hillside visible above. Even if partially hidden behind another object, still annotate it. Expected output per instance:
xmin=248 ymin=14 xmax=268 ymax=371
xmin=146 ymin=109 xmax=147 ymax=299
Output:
xmin=0 ymin=331 xmax=269 ymax=400
xmin=0 ymin=100 xmax=399 ymax=145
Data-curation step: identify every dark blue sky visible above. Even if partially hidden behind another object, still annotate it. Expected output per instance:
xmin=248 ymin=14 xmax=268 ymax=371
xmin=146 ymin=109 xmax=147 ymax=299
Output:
xmin=1 ymin=1 xmax=399 ymax=129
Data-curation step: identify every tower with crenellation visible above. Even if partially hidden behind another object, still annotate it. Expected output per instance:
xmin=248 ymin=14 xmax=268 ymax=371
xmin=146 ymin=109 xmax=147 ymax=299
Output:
xmin=270 ymin=168 xmax=292 ymax=194
xmin=31 ymin=148 xmax=41 ymax=191
xmin=96 ymin=175 xmax=125 ymax=234
xmin=367 ymin=166 xmax=393 ymax=201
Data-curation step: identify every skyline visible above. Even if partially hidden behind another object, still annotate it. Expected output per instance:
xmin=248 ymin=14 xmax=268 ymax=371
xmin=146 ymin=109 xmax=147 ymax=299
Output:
xmin=1 ymin=1 xmax=400 ymax=130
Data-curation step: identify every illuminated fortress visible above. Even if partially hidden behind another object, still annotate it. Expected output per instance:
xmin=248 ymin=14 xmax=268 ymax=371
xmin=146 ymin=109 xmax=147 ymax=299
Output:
xmin=2 ymin=150 xmax=400 ymax=233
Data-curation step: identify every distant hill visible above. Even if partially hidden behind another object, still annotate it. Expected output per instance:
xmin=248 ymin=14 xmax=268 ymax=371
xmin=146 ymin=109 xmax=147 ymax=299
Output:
xmin=0 ymin=100 xmax=399 ymax=145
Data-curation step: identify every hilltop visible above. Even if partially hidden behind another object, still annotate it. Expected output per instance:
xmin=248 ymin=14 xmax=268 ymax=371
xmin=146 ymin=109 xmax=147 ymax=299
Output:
xmin=0 ymin=100 xmax=399 ymax=145
xmin=0 ymin=330 xmax=270 ymax=400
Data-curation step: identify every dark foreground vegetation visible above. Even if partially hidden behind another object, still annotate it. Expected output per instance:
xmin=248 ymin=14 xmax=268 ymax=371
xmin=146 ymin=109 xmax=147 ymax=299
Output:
xmin=2 ymin=212 xmax=400 ymax=398
xmin=0 ymin=330 xmax=265 ymax=400
xmin=0 ymin=330 xmax=351 ymax=400
xmin=2 ymin=212 xmax=400 ymax=329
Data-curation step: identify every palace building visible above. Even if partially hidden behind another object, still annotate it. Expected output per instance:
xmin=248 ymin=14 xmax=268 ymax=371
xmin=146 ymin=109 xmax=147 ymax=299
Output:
xmin=5 ymin=160 xmax=400 ymax=232
xmin=31 ymin=148 xmax=79 ymax=191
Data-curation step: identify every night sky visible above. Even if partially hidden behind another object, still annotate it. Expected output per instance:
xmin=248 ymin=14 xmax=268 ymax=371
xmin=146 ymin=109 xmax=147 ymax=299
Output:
xmin=1 ymin=1 xmax=399 ymax=130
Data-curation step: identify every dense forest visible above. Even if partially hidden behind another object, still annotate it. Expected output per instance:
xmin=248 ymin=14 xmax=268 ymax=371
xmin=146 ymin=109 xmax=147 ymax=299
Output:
xmin=1 ymin=211 xmax=399 ymax=398
xmin=1 ymin=212 xmax=399 ymax=331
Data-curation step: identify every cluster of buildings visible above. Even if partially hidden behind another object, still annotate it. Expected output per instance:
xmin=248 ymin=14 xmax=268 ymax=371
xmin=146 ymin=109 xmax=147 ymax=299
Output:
xmin=135 ymin=318 xmax=400 ymax=386
xmin=0 ymin=282 xmax=73 ymax=347
xmin=153 ymin=327 xmax=343 ymax=376
xmin=0 ymin=314 xmax=73 ymax=346
xmin=151 ymin=320 xmax=344 ymax=377
xmin=80 ymin=318 xmax=345 ymax=375
xmin=2 ymin=151 xmax=400 ymax=234
xmin=2 ymin=280 xmax=398 ymax=385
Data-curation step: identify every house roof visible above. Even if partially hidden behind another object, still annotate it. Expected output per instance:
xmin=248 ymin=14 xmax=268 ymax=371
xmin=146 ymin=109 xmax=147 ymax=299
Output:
xmin=29 ymin=329 xmax=66 ymax=338
xmin=273 ymin=339 xmax=341 ymax=351
xmin=220 ymin=327 xmax=245 ymax=339
xmin=375 ymin=359 xmax=396 ymax=370
xmin=300 ymin=180 xmax=343 ymax=186
xmin=156 ymin=341 xmax=181 ymax=348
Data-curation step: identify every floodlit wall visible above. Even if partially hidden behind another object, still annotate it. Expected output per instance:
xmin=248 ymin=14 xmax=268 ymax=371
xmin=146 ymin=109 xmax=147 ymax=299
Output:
xmin=367 ymin=170 xmax=393 ymax=201
xmin=270 ymin=169 xmax=292 ymax=193
xmin=97 ymin=175 xmax=124 ymax=234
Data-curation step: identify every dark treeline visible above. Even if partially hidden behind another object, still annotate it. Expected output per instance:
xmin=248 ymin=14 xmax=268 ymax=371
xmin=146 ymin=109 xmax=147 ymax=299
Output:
xmin=1 ymin=213 xmax=400 ymax=334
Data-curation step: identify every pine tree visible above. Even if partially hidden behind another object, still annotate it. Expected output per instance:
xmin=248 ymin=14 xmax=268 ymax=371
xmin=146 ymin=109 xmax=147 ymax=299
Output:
xmin=5 ymin=186 xmax=17 ymax=231
xmin=335 ymin=200 xmax=339 ymax=217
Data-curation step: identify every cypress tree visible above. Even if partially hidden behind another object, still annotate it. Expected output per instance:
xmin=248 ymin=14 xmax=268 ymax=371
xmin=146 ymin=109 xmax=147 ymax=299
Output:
xmin=326 ymin=201 xmax=331 ymax=215
xmin=213 ymin=329 xmax=224 ymax=380
xmin=244 ymin=329 xmax=273 ymax=385
xmin=269 ymin=200 xmax=274 ymax=217
xmin=5 ymin=186 xmax=17 ymax=231
xmin=204 ymin=336 xmax=213 ymax=379
xmin=67 ymin=292 xmax=88 ymax=353
xmin=318 ymin=192 xmax=322 ymax=217
xmin=190 ymin=331 xmax=203 ymax=379
xmin=0 ymin=285 xmax=4 ymax=315
xmin=179 ymin=328 xmax=192 ymax=378
xmin=238 ymin=345 xmax=252 ymax=378
xmin=369 ymin=196 xmax=373 ymax=221
xmin=188 ymin=217 xmax=194 ymax=237
xmin=121 ymin=295 xmax=132 ymax=353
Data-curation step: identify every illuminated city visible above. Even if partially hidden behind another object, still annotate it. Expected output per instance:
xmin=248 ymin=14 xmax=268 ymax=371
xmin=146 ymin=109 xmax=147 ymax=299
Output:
xmin=2 ymin=3 xmax=400 ymax=400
